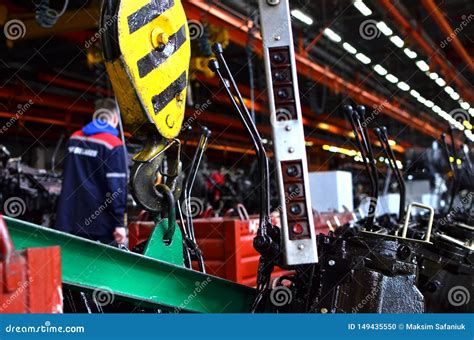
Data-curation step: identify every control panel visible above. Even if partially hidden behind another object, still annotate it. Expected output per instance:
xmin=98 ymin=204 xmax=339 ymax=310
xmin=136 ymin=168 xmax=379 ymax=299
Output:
xmin=259 ymin=0 xmax=317 ymax=265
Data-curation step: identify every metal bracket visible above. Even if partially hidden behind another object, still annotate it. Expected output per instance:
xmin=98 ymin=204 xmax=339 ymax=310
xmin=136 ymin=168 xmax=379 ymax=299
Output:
xmin=130 ymin=137 xmax=183 ymax=213
xmin=144 ymin=218 xmax=184 ymax=267
xmin=401 ymin=202 xmax=434 ymax=243
xmin=361 ymin=202 xmax=434 ymax=244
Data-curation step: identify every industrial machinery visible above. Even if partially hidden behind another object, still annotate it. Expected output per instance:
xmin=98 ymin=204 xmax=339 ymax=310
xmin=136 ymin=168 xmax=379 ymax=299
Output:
xmin=410 ymin=130 xmax=473 ymax=313
xmin=5 ymin=0 xmax=256 ymax=314
xmin=0 ymin=145 xmax=61 ymax=226
xmin=257 ymin=106 xmax=427 ymax=313
xmin=2 ymin=0 xmax=472 ymax=315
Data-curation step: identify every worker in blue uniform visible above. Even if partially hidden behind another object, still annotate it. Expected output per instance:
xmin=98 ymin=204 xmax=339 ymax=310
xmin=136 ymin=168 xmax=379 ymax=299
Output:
xmin=55 ymin=100 xmax=127 ymax=244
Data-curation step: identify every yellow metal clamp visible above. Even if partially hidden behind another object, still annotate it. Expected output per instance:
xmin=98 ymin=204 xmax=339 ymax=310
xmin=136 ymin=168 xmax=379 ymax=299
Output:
xmin=101 ymin=0 xmax=190 ymax=212
xmin=102 ymin=0 xmax=190 ymax=139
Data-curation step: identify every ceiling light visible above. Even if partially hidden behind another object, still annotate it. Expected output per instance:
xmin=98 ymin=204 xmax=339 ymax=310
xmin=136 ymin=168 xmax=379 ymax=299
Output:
xmin=291 ymin=9 xmax=314 ymax=25
xmin=318 ymin=123 xmax=330 ymax=130
xmin=460 ymin=101 xmax=470 ymax=110
xmin=454 ymin=122 xmax=464 ymax=131
xmin=385 ymin=73 xmax=398 ymax=83
xmin=450 ymin=91 xmax=460 ymax=100
xmin=469 ymin=108 xmax=474 ymax=115
xmin=343 ymin=42 xmax=357 ymax=54
xmin=417 ymin=96 xmax=426 ymax=104
xmin=416 ymin=60 xmax=429 ymax=72
xmin=390 ymin=35 xmax=404 ymax=48
xmin=410 ymin=89 xmax=420 ymax=98
xmin=424 ymin=100 xmax=434 ymax=108
xmin=373 ymin=64 xmax=387 ymax=76
xmin=355 ymin=52 xmax=371 ymax=64
xmin=397 ymin=81 xmax=410 ymax=91
xmin=432 ymin=105 xmax=441 ymax=113
xmin=353 ymin=0 xmax=372 ymax=16
xmin=439 ymin=110 xmax=449 ymax=119
xmin=435 ymin=77 xmax=446 ymax=86
xmin=323 ymin=28 xmax=341 ymax=42
xmin=429 ymin=72 xmax=439 ymax=80
xmin=376 ymin=21 xmax=393 ymax=36
xmin=403 ymin=48 xmax=417 ymax=59
xmin=444 ymin=86 xmax=454 ymax=95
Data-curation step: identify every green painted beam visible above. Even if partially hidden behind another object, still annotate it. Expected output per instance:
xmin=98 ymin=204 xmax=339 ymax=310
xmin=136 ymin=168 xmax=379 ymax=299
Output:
xmin=5 ymin=217 xmax=255 ymax=313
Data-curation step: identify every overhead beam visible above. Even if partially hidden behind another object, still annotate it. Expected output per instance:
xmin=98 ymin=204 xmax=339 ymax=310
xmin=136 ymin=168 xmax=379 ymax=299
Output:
xmin=420 ymin=0 xmax=474 ymax=73
xmin=195 ymin=74 xmax=411 ymax=152
xmin=184 ymin=0 xmax=445 ymax=140
xmin=379 ymin=0 xmax=474 ymax=103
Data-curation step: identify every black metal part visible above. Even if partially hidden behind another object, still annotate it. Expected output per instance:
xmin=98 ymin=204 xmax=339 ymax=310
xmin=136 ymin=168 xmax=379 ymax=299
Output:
xmin=130 ymin=137 xmax=182 ymax=213
xmin=209 ymin=46 xmax=278 ymax=256
xmin=155 ymin=184 xmax=176 ymax=244
xmin=375 ymin=127 xmax=406 ymax=223
xmin=268 ymin=227 xmax=425 ymax=313
xmin=210 ymin=45 xmax=273 ymax=237
xmin=417 ymin=229 xmax=473 ymax=313
xmin=209 ymin=45 xmax=280 ymax=312
xmin=441 ymin=133 xmax=458 ymax=214
xmin=355 ymin=106 xmax=379 ymax=227
xmin=182 ymin=126 xmax=211 ymax=273
xmin=343 ymin=105 xmax=377 ymax=228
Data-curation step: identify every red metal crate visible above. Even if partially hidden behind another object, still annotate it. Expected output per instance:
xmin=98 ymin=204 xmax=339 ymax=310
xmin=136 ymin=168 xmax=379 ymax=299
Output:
xmin=0 ymin=215 xmax=62 ymax=313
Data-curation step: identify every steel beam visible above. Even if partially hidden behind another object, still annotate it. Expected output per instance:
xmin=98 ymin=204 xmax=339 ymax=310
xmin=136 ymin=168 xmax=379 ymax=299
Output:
xmin=5 ymin=217 xmax=255 ymax=313
xmin=420 ymin=0 xmax=474 ymax=73
xmin=184 ymin=0 xmax=445 ymax=140
xmin=379 ymin=0 xmax=474 ymax=103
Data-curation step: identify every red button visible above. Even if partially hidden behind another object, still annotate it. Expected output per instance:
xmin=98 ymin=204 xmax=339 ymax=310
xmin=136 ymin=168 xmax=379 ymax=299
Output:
xmin=292 ymin=223 xmax=304 ymax=234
